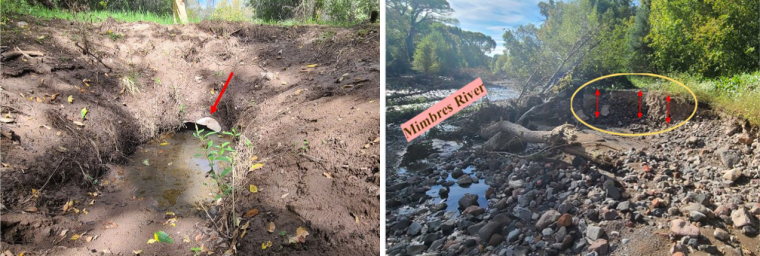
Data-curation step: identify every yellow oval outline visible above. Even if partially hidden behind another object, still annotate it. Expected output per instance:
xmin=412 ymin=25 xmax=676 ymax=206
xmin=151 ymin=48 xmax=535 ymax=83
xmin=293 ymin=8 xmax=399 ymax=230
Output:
xmin=570 ymin=73 xmax=698 ymax=136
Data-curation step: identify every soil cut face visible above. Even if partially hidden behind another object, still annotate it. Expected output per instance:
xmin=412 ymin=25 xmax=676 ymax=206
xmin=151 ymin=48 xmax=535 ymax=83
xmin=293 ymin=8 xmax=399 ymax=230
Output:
xmin=1 ymin=15 xmax=379 ymax=255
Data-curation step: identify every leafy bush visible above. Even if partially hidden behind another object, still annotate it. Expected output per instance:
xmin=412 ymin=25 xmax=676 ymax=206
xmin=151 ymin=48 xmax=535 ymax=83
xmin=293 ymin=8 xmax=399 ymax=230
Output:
xmin=193 ymin=125 xmax=236 ymax=200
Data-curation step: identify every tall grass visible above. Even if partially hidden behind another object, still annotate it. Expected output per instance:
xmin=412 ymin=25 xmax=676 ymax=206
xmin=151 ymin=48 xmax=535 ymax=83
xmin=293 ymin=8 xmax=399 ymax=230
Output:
xmin=2 ymin=0 xmax=371 ymax=27
xmin=2 ymin=0 xmax=185 ymax=25
xmin=629 ymin=72 xmax=760 ymax=125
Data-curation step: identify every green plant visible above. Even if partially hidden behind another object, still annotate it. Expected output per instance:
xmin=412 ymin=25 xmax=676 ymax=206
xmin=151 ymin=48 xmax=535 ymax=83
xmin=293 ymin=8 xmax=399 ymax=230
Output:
xmin=107 ymin=31 xmax=124 ymax=41
xmin=193 ymin=124 xmax=236 ymax=200
xmin=319 ymin=30 xmax=336 ymax=44
xmin=85 ymin=174 xmax=98 ymax=185
xmin=300 ymin=140 xmax=309 ymax=154
xmin=222 ymin=128 xmax=241 ymax=138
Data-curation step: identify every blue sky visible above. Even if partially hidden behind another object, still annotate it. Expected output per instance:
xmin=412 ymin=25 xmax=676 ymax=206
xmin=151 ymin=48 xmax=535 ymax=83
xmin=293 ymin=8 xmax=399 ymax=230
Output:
xmin=448 ymin=0 xmax=545 ymax=56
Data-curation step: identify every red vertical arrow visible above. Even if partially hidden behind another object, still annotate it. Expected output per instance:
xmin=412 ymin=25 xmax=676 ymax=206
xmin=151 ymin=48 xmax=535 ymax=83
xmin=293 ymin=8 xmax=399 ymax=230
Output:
xmin=210 ymin=72 xmax=234 ymax=114
xmin=595 ymin=89 xmax=600 ymax=118
xmin=637 ymin=90 xmax=643 ymax=119
xmin=666 ymin=95 xmax=671 ymax=123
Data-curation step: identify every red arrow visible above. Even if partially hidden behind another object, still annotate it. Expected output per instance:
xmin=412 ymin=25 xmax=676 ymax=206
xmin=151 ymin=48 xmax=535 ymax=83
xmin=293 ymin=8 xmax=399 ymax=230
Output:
xmin=666 ymin=95 xmax=671 ymax=123
xmin=637 ymin=90 xmax=643 ymax=119
xmin=210 ymin=72 xmax=234 ymax=114
xmin=595 ymin=89 xmax=600 ymax=118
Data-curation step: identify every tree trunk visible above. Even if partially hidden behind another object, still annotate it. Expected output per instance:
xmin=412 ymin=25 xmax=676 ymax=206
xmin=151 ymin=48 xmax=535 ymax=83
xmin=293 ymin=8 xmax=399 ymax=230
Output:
xmin=173 ymin=0 xmax=189 ymax=24
xmin=406 ymin=24 xmax=416 ymax=62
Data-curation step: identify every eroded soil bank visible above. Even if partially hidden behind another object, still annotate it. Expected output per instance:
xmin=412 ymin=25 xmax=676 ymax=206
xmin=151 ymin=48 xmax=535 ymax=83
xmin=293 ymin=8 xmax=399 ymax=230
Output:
xmin=386 ymin=80 xmax=760 ymax=256
xmin=1 ymin=15 xmax=379 ymax=255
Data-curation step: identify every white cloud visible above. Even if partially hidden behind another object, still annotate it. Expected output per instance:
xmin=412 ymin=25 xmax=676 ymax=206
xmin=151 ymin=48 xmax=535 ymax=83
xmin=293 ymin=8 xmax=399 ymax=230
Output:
xmin=447 ymin=0 xmax=544 ymax=53
xmin=488 ymin=46 xmax=506 ymax=57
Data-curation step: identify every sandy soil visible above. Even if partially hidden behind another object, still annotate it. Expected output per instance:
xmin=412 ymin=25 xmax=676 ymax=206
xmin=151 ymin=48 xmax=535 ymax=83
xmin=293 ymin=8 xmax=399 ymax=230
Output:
xmin=1 ymin=14 xmax=379 ymax=255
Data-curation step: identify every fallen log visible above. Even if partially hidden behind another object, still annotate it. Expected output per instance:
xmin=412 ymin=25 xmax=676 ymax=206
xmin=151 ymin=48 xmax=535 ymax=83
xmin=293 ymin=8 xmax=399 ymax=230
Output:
xmin=1 ymin=50 xmax=44 ymax=61
xmin=480 ymin=120 xmax=617 ymax=167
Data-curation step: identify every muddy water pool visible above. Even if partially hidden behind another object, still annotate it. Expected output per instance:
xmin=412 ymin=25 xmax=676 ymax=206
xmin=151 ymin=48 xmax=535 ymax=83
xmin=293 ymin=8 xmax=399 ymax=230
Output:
xmin=118 ymin=131 xmax=230 ymax=215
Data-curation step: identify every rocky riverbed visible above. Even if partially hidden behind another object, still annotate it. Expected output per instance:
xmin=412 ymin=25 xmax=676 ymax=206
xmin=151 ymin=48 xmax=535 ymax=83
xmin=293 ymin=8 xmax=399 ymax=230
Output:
xmin=386 ymin=111 xmax=760 ymax=255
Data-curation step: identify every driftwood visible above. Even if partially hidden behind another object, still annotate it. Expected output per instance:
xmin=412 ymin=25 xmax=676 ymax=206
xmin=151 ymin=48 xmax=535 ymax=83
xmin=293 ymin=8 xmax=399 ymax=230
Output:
xmin=1 ymin=49 xmax=44 ymax=61
xmin=481 ymin=120 xmax=617 ymax=167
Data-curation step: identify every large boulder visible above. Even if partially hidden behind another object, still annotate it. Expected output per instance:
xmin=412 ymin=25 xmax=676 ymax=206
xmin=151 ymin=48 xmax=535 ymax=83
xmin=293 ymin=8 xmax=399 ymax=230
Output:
xmin=478 ymin=221 xmax=505 ymax=243
xmin=458 ymin=193 xmax=479 ymax=209
xmin=731 ymin=208 xmax=756 ymax=228
xmin=670 ymin=219 xmax=700 ymax=237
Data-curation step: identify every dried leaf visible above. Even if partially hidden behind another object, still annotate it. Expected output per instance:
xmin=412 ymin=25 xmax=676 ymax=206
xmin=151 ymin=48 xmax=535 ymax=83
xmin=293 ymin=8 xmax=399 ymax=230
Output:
xmin=82 ymin=79 xmax=91 ymax=87
xmin=85 ymin=236 xmax=93 ymax=242
xmin=249 ymin=184 xmax=258 ymax=193
xmin=296 ymin=226 xmax=309 ymax=238
xmin=182 ymin=235 xmax=190 ymax=243
xmin=288 ymin=226 xmax=310 ymax=244
xmin=0 ymin=117 xmax=15 ymax=123
xmin=62 ymin=200 xmax=73 ymax=213
xmin=73 ymin=121 xmax=85 ymax=127
xmin=103 ymin=221 xmax=118 ymax=229
xmin=323 ymin=172 xmax=332 ymax=179
xmin=51 ymin=93 xmax=59 ymax=101
xmin=240 ymin=220 xmax=251 ymax=239
xmin=294 ymin=89 xmax=302 ymax=95
xmin=267 ymin=222 xmax=275 ymax=233
xmin=250 ymin=163 xmax=263 ymax=171
xmin=24 ymin=206 xmax=38 ymax=212
xmin=243 ymin=208 xmax=259 ymax=218
xmin=132 ymin=250 xmax=143 ymax=255
xmin=261 ymin=241 xmax=272 ymax=250
xmin=281 ymin=193 xmax=289 ymax=199
xmin=67 ymin=95 xmax=73 ymax=103
xmin=373 ymin=137 xmax=380 ymax=143
xmin=163 ymin=217 xmax=177 ymax=227
xmin=60 ymin=229 xmax=69 ymax=237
